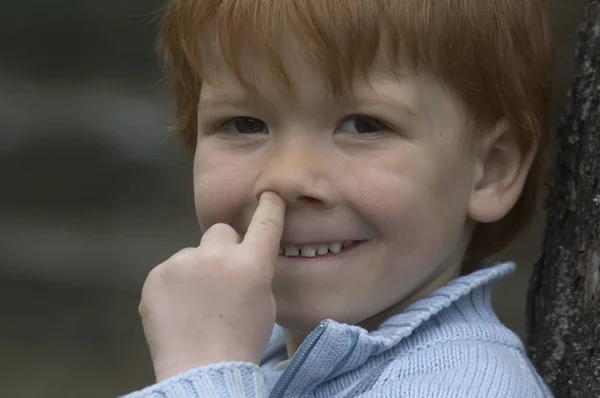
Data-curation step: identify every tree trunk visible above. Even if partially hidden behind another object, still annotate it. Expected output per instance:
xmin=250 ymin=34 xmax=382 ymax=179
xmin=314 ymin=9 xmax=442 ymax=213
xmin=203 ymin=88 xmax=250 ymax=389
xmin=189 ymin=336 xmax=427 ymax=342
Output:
xmin=527 ymin=0 xmax=600 ymax=396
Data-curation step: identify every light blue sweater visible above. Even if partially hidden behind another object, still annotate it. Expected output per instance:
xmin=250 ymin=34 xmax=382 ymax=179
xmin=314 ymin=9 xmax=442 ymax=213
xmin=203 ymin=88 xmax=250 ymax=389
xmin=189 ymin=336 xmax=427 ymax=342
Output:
xmin=124 ymin=262 xmax=553 ymax=397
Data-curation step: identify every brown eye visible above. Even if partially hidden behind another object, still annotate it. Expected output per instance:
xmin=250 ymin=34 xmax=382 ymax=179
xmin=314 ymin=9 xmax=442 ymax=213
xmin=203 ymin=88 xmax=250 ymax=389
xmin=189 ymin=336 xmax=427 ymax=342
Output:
xmin=221 ymin=117 xmax=268 ymax=134
xmin=337 ymin=115 xmax=390 ymax=135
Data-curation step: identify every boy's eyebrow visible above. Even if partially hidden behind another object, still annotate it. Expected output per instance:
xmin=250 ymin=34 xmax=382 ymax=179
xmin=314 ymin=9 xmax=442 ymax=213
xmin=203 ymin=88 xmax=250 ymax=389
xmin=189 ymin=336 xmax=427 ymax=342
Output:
xmin=353 ymin=92 xmax=418 ymax=117
xmin=197 ymin=93 xmax=418 ymax=117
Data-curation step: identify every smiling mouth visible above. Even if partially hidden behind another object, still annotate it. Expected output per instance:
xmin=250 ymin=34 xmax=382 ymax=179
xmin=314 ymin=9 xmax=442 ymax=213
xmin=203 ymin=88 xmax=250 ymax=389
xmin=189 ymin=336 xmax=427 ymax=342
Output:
xmin=278 ymin=240 xmax=365 ymax=258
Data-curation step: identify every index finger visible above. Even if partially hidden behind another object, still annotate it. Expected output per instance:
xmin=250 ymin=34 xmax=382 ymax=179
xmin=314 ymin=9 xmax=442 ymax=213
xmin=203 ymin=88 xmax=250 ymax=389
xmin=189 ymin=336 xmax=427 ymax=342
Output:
xmin=242 ymin=191 xmax=286 ymax=259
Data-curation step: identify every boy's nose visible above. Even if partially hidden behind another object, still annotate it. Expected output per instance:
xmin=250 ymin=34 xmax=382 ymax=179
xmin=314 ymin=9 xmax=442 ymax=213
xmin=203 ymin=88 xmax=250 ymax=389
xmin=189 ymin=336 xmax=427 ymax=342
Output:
xmin=254 ymin=142 xmax=336 ymax=209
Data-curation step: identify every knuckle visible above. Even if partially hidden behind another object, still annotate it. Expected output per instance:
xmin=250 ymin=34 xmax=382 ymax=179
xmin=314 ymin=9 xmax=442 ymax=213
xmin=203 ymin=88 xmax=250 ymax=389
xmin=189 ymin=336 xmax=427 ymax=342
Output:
xmin=201 ymin=223 xmax=240 ymax=244
xmin=142 ymin=263 xmax=168 ymax=293
xmin=169 ymin=247 xmax=196 ymax=265
xmin=139 ymin=268 xmax=161 ymax=317
xmin=138 ymin=246 xmax=203 ymax=318
xmin=200 ymin=246 xmax=225 ymax=262
xmin=141 ymin=247 xmax=196 ymax=292
xmin=204 ymin=223 xmax=236 ymax=238
xmin=137 ymin=298 xmax=147 ymax=317
xmin=208 ymin=222 xmax=231 ymax=232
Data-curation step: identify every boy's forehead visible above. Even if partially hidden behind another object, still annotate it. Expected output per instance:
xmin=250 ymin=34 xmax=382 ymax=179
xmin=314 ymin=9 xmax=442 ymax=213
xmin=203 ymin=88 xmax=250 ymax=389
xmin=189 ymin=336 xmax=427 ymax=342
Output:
xmin=199 ymin=33 xmax=328 ymax=92
xmin=196 ymin=26 xmax=417 ymax=105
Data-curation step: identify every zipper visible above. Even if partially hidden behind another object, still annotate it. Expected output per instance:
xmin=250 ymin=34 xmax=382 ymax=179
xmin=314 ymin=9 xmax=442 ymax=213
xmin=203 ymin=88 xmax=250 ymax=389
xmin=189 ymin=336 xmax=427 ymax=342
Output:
xmin=270 ymin=322 xmax=328 ymax=398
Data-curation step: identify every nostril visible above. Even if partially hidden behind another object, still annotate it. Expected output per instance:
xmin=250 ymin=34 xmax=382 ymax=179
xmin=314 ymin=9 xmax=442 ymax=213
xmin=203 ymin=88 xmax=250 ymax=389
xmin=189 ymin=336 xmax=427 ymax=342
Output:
xmin=298 ymin=196 xmax=322 ymax=205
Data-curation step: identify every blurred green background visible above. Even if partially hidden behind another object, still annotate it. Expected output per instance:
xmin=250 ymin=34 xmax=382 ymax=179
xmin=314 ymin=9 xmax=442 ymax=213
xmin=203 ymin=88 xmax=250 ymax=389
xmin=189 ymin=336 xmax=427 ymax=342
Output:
xmin=0 ymin=1 xmax=587 ymax=396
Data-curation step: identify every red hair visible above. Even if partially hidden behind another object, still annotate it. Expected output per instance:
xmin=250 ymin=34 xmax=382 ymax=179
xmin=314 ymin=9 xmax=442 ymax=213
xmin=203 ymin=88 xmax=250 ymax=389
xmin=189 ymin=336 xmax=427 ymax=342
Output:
xmin=157 ymin=0 xmax=553 ymax=266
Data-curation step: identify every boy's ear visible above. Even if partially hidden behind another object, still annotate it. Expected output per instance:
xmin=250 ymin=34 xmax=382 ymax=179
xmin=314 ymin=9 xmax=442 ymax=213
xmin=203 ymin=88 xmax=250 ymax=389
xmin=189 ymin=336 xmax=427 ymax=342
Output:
xmin=468 ymin=118 xmax=538 ymax=223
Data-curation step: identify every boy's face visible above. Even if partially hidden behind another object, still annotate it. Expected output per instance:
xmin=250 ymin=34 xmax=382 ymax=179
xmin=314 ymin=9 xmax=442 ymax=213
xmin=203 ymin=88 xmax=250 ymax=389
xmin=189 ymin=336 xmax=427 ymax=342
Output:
xmin=193 ymin=52 xmax=481 ymax=333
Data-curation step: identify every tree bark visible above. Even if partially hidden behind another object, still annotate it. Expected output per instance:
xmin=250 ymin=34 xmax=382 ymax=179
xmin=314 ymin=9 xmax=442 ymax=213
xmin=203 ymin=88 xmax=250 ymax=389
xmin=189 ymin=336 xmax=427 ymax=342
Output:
xmin=527 ymin=1 xmax=600 ymax=396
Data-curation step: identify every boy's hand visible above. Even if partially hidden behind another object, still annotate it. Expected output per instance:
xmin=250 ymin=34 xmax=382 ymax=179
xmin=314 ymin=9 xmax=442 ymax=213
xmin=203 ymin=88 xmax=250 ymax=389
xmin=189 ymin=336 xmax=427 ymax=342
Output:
xmin=139 ymin=192 xmax=286 ymax=381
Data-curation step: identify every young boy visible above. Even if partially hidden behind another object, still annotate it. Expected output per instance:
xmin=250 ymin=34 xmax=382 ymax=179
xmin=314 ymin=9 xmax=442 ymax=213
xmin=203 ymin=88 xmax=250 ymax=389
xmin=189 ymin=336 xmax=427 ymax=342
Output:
xmin=125 ymin=0 xmax=553 ymax=396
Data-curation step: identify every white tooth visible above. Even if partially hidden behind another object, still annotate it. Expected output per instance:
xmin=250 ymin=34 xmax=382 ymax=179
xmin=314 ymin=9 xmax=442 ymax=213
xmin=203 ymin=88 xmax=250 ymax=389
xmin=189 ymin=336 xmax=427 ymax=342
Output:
xmin=317 ymin=245 xmax=329 ymax=255
xmin=329 ymin=242 xmax=342 ymax=254
xmin=285 ymin=247 xmax=300 ymax=256
xmin=301 ymin=246 xmax=317 ymax=257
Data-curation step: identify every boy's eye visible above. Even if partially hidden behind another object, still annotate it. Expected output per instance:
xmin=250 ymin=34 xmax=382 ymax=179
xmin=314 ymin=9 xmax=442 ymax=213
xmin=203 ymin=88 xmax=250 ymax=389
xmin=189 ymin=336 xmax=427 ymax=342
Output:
xmin=337 ymin=115 xmax=390 ymax=135
xmin=219 ymin=117 xmax=268 ymax=134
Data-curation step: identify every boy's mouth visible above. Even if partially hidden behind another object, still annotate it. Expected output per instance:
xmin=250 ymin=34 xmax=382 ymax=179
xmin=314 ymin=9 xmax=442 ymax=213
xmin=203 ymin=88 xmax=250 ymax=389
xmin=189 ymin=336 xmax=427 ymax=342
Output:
xmin=278 ymin=240 xmax=362 ymax=258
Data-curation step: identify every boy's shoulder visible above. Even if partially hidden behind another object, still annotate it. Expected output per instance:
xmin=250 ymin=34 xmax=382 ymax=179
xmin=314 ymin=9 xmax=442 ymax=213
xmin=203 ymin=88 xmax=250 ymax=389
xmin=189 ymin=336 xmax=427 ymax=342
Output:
xmin=360 ymin=336 xmax=550 ymax=397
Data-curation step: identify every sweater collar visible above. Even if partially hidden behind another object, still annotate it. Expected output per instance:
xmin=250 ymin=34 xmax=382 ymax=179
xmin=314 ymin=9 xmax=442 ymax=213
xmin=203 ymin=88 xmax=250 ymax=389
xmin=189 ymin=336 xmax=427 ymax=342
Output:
xmin=262 ymin=261 xmax=516 ymax=372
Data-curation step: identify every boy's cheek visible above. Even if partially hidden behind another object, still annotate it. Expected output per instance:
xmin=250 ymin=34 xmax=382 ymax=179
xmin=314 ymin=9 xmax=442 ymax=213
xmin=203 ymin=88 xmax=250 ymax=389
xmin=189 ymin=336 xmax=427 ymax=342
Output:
xmin=193 ymin=165 xmax=259 ymax=232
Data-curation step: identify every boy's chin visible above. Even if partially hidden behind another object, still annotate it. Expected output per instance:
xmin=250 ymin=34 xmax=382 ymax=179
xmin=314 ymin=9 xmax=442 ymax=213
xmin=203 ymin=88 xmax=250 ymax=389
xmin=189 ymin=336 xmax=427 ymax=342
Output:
xmin=275 ymin=304 xmax=367 ymax=334
xmin=275 ymin=311 xmax=325 ymax=334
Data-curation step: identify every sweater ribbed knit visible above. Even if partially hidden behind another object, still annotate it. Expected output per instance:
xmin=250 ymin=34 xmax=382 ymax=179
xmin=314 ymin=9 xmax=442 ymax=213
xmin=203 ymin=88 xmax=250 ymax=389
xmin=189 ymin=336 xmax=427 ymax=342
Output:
xmin=123 ymin=262 xmax=553 ymax=397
